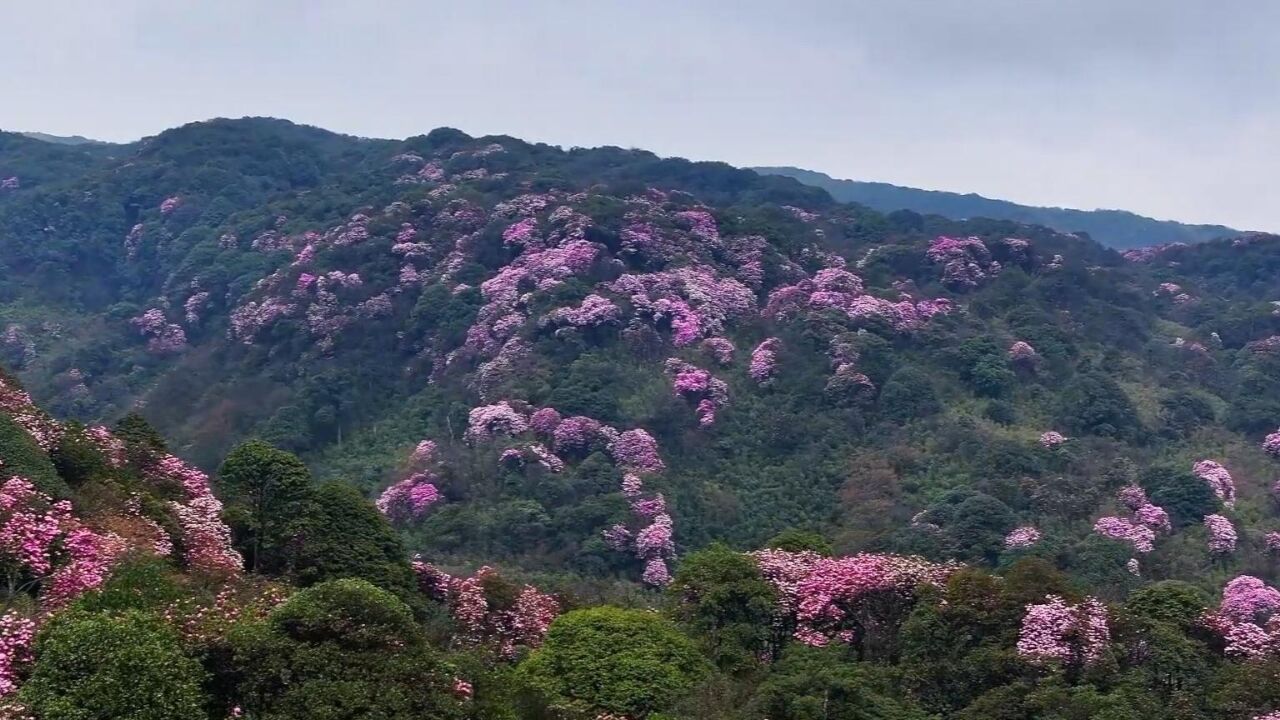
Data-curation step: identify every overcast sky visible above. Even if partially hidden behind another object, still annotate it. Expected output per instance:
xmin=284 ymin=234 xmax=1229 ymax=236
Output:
xmin=4 ymin=1 xmax=1277 ymax=229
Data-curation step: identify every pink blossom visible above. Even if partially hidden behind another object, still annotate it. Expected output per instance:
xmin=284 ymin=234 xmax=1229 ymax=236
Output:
xmin=608 ymin=429 xmax=665 ymax=474
xmin=642 ymin=558 xmax=671 ymax=586
xmin=750 ymin=338 xmax=782 ymax=384
xmin=635 ymin=514 xmax=675 ymax=559
xmin=1193 ymin=460 xmax=1237 ymax=507
xmin=1004 ymin=526 xmax=1041 ymax=549
xmin=529 ymin=408 xmax=563 ymax=436
xmin=1205 ymin=514 xmax=1237 ymax=554
xmin=552 ymin=416 xmax=617 ymax=455
xmin=1093 ymin=516 xmax=1155 ymax=553
xmin=602 ymin=524 xmax=632 ymax=550
xmin=700 ymin=337 xmax=735 ymax=365
xmin=927 ymin=236 xmax=1000 ymax=289
xmin=1117 ymin=484 xmax=1148 ymax=510
xmin=1134 ymin=504 xmax=1171 ymax=533
xmin=1008 ymin=341 xmax=1038 ymax=363
xmin=159 ymin=196 xmax=181 ymax=215
xmin=1039 ymin=431 xmax=1067 ymax=449
xmin=1017 ymin=595 xmax=1110 ymax=666
xmin=465 ymin=402 xmax=529 ymax=443
xmin=1264 ymin=430 xmax=1280 ymax=459
xmin=0 ymin=612 xmax=35 ymax=697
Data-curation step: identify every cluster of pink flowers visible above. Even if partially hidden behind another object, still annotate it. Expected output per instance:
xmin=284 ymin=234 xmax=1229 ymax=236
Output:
xmin=1008 ymin=341 xmax=1038 ymax=364
xmin=665 ymin=358 xmax=729 ymax=426
xmin=750 ymin=338 xmax=782 ymax=384
xmin=150 ymin=455 xmax=243 ymax=576
xmin=84 ymin=426 xmax=127 ymax=467
xmin=0 ymin=177 xmax=18 ymax=191
xmin=1093 ymin=516 xmax=1156 ymax=553
xmin=159 ymin=196 xmax=182 ymax=215
xmin=183 ymin=291 xmax=211 ymax=326
xmin=608 ymin=429 xmax=665 ymax=474
xmin=465 ymin=402 xmax=530 ymax=443
xmin=764 ymin=268 xmax=953 ymax=331
xmin=1205 ymin=514 xmax=1238 ymax=554
xmin=1203 ymin=576 xmax=1280 ymax=658
xmin=528 ymin=407 xmax=562 ymax=436
xmin=700 ymin=337 xmax=735 ymax=365
xmin=1038 ymin=431 xmax=1067 ymax=449
xmin=750 ymin=549 xmax=957 ymax=646
xmin=377 ymin=473 xmax=441 ymax=522
xmin=601 ymin=469 xmax=677 ymax=585
xmin=130 ymin=308 xmax=188 ymax=353
xmin=1016 ymin=595 xmax=1110 ymax=667
xmin=412 ymin=562 xmax=559 ymax=658
xmin=0 ymin=377 xmax=62 ymax=450
xmin=927 ymin=236 xmax=1000 ymax=289
xmin=1267 ymin=532 xmax=1280 ymax=553
xmin=1264 ymin=429 xmax=1280 ymax=459
xmin=1121 ymin=243 xmax=1185 ymax=263
xmin=609 ymin=267 xmax=755 ymax=346
xmin=42 ymin=527 xmax=128 ymax=609
xmin=1004 ymin=526 xmax=1042 ymax=549
xmin=1192 ymin=460 xmax=1237 ymax=507
xmin=552 ymin=415 xmax=618 ymax=455
xmin=542 ymin=294 xmax=621 ymax=329
xmin=0 ymin=612 xmax=34 ymax=697
xmin=229 ymin=297 xmax=296 ymax=343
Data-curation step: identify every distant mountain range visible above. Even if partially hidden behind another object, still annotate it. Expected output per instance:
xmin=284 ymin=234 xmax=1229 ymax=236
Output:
xmin=753 ymin=166 xmax=1240 ymax=249
xmin=20 ymin=131 xmax=110 ymax=146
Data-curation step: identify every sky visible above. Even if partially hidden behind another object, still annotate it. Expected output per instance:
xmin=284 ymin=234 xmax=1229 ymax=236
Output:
xmin=4 ymin=0 xmax=1277 ymax=230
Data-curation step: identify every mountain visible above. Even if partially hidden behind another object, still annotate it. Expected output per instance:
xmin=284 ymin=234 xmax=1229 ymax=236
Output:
xmin=3 ymin=116 xmax=1280 ymax=717
xmin=20 ymin=131 xmax=112 ymax=146
xmin=753 ymin=165 xmax=1241 ymax=249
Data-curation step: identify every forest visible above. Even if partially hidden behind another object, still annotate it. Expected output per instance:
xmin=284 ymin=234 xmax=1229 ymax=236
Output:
xmin=1 ymin=118 xmax=1280 ymax=718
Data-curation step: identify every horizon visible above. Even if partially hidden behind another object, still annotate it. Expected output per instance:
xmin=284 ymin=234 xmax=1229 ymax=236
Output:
xmin=5 ymin=1 xmax=1277 ymax=230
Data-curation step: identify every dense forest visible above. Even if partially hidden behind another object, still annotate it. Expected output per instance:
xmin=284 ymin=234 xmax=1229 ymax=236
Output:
xmin=755 ymin=166 xmax=1240 ymax=249
xmin=2 ymin=118 xmax=1280 ymax=718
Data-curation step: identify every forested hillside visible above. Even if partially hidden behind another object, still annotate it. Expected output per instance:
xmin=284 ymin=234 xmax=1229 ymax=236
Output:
xmin=3 ymin=118 xmax=1280 ymax=718
xmin=754 ymin=165 xmax=1241 ymax=249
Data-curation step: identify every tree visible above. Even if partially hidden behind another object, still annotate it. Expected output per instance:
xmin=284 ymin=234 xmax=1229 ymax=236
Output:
xmin=231 ymin=579 xmax=465 ymax=720
xmin=289 ymin=481 xmax=417 ymax=599
xmin=1057 ymin=372 xmax=1142 ymax=439
xmin=879 ymin=367 xmax=940 ymax=423
xmin=1138 ymin=466 xmax=1219 ymax=528
xmin=517 ymin=607 xmax=709 ymax=718
xmin=19 ymin=610 xmax=206 ymax=720
xmin=0 ymin=413 xmax=66 ymax=497
xmin=766 ymin=529 xmax=834 ymax=556
xmin=667 ymin=544 xmax=778 ymax=671
xmin=218 ymin=440 xmax=313 ymax=573
xmin=746 ymin=645 xmax=930 ymax=720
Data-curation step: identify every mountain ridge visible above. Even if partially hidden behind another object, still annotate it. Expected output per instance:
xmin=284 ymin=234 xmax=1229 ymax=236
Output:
xmin=753 ymin=165 xmax=1242 ymax=249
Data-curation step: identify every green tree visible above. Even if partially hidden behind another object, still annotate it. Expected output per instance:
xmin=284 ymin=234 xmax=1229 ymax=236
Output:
xmin=19 ymin=610 xmax=206 ymax=720
xmin=517 ymin=607 xmax=709 ymax=719
xmin=0 ymin=412 xmax=66 ymax=497
xmin=1139 ymin=466 xmax=1220 ymax=528
xmin=746 ymin=645 xmax=930 ymax=720
xmin=231 ymin=579 xmax=465 ymax=720
xmin=289 ymin=481 xmax=417 ymax=598
xmin=1057 ymin=372 xmax=1142 ymax=439
xmin=667 ymin=544 xmax=778 ymax=671
xmin=218 ymin=440 xmax=313 ymax=573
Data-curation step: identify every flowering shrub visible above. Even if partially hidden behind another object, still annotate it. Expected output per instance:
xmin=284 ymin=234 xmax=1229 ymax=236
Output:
xmin=1264 ymin=429 xmax=1280 ymax=459
xmin=130 ymin=309 xmax=188 ymax=354
xmin=927 ymin=236 xmax=1000 ymax=289
xmin=1192 ymin=460 xmax=1236 ymax=507
xmin=1093 ymin=516 xmax=1155 ymax=553
xmin=665 ymin=358 xmax=729 ymax=427
xmin=412 ymin=562 xmax=559 ymax=658
xmin=150 ymin=455 xmax=243 ymax=576
xmin=1205 ymin=514 xmax=1237 ymax=554
xmin=465 ymin=402 xmax=530 ymax=443
xmin=749 ymin=338 xmax=782 ymax=384
xmin=1203 ymin=575 xmax=1280 ymax=658
xmin=1004 ymin=526 xmax=1041 ymax=549
xmin=608 ymin=429 xmax=665 ymax=474
xmin=1016 ymin=595 xmax=1110 ymax=667
xmin=1008 ymin=341 xmax=1038 ymax=364
xmin=1038 ymin=431 xmax=1067 ymax=449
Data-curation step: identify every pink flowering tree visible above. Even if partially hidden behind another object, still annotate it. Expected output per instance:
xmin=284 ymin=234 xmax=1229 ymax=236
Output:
xmin=1192 ymin=460 xmax=1236 ymax=508
xmin=1203 ymin=575 xmax=1280 ymax=659
xmin=412 ymin=562 xmax=559 ymax=659
xmin=749 ymin=338 xmax=782 ymax=385
xmin=377 ymin=440 xmax=444 ymax=524
xmin=1016 ymin=595 xmax=1110 ymax=668
xmin=1204 ymin=514 xmax=1238 ymax=554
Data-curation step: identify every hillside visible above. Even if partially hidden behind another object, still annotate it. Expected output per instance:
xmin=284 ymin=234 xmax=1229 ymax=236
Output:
xmin=754 ymin=165 xmax=1241 ymax=249
xmin=4 ymin=117 xmax=1280 ymax=717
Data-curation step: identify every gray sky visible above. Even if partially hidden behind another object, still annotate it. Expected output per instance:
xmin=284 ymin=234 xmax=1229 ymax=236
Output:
xmin=4 ymin=1 xmax=1277 ymax=230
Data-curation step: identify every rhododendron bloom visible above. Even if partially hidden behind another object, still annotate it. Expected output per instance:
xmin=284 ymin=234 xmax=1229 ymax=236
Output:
xmin=529 ymin=407 xmax=562 ymax=436
xmin=1039 ymin=431 xmax=1067 ymax=449
xmin=0 ymin=612 xmax=35 ymax=697
xmin=1004 ymin=526 xmax=1041 ymax=549
xmin=1093 ymin=516 xmax=1155 ymax=553
xmin=608 ymin=429 xmax=665 ymax=474
xmin=750 ymin=338 xmax=782 ymax=384
xmin=1193 ymin=460 xmax=1237 ymax=507
xmin=1205 ymin=514 xmax=1238 ymax=554
xmin=642 ymin=558 xmax=671 ymax=586
xmin=1008 ymin=341 xmax=1038 ymax=363
xmin=1266 ymin=430 xmax=1280 ymax=459
xmin=1017 ymin=595 xmax=1110 ymax=666
xmin=465 ymin=402 xmax=529 ymax=443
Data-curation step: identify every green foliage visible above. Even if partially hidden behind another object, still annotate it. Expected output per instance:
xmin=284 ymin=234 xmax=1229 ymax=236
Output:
xmin=231 ymin=579 xmax=464 ymax=720
xmin=765 ymin=529 xmax=833 ymax=555
xmin=289 ymin=481 xmax=417 ymax=599
xmin=0 ymin=412 xmax=66 ymax=496
xmin=218 ymin=439 xmax=313 ymax=573
xmin=667 ymin=544 xmax=778 ymax=672
xmin=745 ymin=645 xmax=930 ymax=720
xmin=878 ymin=366 xmax=940 ymax=423
xmin=1139 ymin=466 xmax=1220 ymax=528
xmin=1057 ymin=371 xmax=1142 ymax=439
xmin=71 ymin=556 xmax=187 ymax=614
xmin=517 ymin=607 xmax=710 ymax=718
xmin=20 ymin=610 xmax=206 ymax=720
